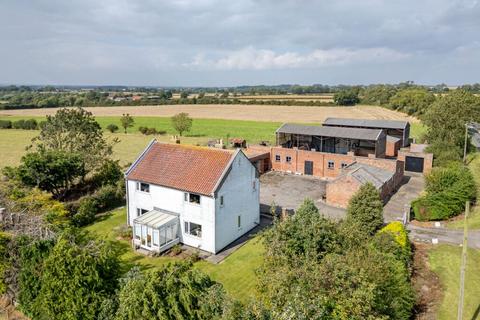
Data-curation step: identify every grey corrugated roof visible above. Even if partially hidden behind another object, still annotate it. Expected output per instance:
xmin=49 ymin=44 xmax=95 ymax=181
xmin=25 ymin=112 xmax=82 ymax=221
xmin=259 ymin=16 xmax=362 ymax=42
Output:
xmin=344 ymin=162 xmax=394 ymax=189
xmin=133 ymin=209 xmax=179 ymax=229
xmin=276 ymin=123 xmax=383 ymax=141
xmin=323 ymin=117 xmax=409 ymax=130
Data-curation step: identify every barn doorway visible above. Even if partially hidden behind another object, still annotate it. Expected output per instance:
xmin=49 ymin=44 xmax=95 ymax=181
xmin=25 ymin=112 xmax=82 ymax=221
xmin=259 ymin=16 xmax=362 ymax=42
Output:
xmin=304 ymin=161 xmax=313 ymax=175
xmin=405 ymin=156 xmax=424 ymax=173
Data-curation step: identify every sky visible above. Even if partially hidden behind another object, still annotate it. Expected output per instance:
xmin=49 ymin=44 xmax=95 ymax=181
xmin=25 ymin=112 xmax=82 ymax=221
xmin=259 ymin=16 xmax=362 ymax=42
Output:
xmin=1 ymin=0 xmax=479 ymax=87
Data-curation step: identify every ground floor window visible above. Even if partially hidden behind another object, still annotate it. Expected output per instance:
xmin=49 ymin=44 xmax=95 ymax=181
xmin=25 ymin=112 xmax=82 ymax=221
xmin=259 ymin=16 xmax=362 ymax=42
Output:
xmin=327 ymin=160 xmax=335 ymax=169
xmin=135 ymin=225 xmax=141 ymax=240
xmin=184 ymin=221 xmax=202 ymax=238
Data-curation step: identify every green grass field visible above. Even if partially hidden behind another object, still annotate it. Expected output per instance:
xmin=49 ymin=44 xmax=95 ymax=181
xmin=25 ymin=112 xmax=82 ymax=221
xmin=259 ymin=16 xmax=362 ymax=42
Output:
xmin=429 ymin=245 xmax=480 ymax=320
xmin=0 ymin=115 xmax=427 ymax=170
xmin=86 ymin=208 xmax=264 ymax=302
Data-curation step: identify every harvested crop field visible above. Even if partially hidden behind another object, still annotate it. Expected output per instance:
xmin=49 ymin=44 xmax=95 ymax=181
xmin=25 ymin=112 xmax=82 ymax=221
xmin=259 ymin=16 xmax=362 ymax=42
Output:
xmin=0 ymin=104 xmax=419 ymax=124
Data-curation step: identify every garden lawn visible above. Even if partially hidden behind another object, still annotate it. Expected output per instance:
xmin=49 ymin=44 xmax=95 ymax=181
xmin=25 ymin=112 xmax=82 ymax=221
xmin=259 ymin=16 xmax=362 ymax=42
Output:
xmin=428 ymin=244 xmax=480 ymax=320
xmin=85 ymin=208 xmax=264 ymax=302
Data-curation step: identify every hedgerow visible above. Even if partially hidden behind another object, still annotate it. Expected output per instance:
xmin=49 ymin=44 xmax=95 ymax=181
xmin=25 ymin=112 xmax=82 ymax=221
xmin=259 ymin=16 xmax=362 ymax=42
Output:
xmin=412 ymin=164 xmax=476 ymax=221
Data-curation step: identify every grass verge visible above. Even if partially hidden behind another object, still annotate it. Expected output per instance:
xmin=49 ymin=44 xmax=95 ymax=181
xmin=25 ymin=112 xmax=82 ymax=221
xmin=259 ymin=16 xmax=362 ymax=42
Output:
xmin=428 ymin=244 xmax=480 ymax=320
xmin=85 ymin=208 xmax=264 ymax=302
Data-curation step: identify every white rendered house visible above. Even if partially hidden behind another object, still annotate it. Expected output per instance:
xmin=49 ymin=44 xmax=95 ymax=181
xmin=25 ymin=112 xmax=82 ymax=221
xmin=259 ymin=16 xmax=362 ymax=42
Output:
xmin=125 ymin=140 xmax=260 ymax=254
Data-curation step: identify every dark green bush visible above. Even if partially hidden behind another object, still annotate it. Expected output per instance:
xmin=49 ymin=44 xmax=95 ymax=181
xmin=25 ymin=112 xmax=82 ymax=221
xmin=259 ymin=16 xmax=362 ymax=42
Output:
xmin=106 ymin=124 xmax=119 ymax=133
xmin=0 ymin=120 xmax=12 ymax=129
xmin=412 ymin=164 xmax=476 ymax=221
xmin=71 ymin=197 xmax=98 ymax=227
xmin=12 ymin=119 xmax=38 ymax=130
xmin=138 ymin=126 xmax=148 ymax=134
xmin=92 ymin=184 xmax=124 ymax=211
xmin=12 ymin=119 xmax=25 ymax=129
xmin=92 ymin=159 xmax=123 ymax=187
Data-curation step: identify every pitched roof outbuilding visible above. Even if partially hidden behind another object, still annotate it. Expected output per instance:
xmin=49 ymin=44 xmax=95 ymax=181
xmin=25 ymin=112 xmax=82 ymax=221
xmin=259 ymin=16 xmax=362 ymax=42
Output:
xmin=126 ymin=141 xmax=236 ymax=196
xmin=323 ymin=117 xmax=409 ymax=130
xmin=276 ymin=123 xmax=384 ymax=141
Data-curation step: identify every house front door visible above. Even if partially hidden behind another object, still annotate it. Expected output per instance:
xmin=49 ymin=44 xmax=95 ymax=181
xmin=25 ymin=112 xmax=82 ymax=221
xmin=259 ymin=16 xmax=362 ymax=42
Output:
xmin=304 ymin=161 xmax=313 ymax=175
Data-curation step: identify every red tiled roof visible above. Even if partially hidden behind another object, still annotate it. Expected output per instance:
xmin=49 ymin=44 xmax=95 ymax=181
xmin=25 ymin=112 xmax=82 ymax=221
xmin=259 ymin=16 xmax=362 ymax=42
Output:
xmin=127 ymin=142 xmax=235 ymax=196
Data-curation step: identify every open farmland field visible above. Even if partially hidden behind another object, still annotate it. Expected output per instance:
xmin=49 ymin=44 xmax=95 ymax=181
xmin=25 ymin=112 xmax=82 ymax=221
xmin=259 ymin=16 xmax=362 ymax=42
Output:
xmin=0 ymin=108 xmax=427 ymax=170
xmin=0 ymin=104 xmax=419 ymax=123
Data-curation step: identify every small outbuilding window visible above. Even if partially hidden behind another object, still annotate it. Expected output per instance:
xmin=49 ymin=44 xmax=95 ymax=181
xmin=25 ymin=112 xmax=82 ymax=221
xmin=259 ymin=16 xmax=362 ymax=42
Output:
xmin=275 ymin=155 xmax=281 ymax=162
xmin=136 ymin=182 xmax=150 ymax=193
xmin=286 ymin=156 xmax=292 ymax=163
xmin=341 ymin=162 xmax=348 ymax=169
xmin=327 ymin=161 xmax=335 ymax=170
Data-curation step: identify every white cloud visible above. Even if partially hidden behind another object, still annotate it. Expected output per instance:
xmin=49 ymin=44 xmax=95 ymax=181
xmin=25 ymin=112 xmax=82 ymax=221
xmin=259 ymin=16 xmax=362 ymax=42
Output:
xmin=187 ymin=47 xmax=410 ymax=70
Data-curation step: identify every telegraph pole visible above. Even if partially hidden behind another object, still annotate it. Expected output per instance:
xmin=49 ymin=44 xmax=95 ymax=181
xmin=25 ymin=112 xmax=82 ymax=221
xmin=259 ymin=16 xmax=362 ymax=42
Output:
xmin=457 ymin=201 xmax=469 ymax=320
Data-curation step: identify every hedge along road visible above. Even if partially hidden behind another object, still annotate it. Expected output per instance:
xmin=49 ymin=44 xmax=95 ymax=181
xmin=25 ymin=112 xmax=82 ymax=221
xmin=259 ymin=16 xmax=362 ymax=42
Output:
xmin=0 ymin=104 xmax=419 ymax=123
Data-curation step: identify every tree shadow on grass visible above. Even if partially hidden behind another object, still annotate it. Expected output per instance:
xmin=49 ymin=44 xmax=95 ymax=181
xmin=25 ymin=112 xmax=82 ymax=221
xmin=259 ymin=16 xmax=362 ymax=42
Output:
xmin=471 ymin=304 xmax=480 ymax=320
xmin=185 ymin=133 xmax=207 ymax=137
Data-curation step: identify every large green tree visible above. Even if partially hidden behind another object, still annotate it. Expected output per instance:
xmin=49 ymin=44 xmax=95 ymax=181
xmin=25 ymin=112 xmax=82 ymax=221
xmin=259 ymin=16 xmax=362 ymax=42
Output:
xmin=32 ymin=107 xmax=114 ymax=174
xmin=333 ymin=89 xmax=360 ymax=106
xmin=171 ymin=112 xmax=193 ymax=136
xmin=423 ymin=90 xmax=480 ymax=164
xmin=346 ymin=183 xmax=384 ymax=235
xmin=15 ymin=150 xmax=85 ymax=197
xmin=388 ymin=88 xmax=435 ymax=115
xmin=361 ymin=85 xmax=397 ymax=105
xmin=35 ymin=231 xmax=121 ymax=320
xmin=115 ymin=262 xmax=219 ymax=320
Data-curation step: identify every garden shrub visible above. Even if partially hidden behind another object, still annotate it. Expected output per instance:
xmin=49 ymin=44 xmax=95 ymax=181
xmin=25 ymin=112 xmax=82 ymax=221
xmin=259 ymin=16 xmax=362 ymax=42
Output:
xmin=106 ymin=124 xmax=119 ymax=133
xmin=0 ymin=120 xmax=12 ymax=129
xmin=18 ymin=238 xmax=55 ymax=318
xmin=92 ymin=159 xmax=123 ymax=187
xmin=379 ymin=222 xmax=411 ymax=262
xmin=71 ymin=185 xmax=124 ymax=227
xmin=346 ymin=182 xmax=384 ymax=235
xmin=412 ymin=164 xmax=476 ymax=221
xmin=72 ymin=197 xmax=98 ymax=227
xmin=0 ymin=232 xmax=11 ymax=295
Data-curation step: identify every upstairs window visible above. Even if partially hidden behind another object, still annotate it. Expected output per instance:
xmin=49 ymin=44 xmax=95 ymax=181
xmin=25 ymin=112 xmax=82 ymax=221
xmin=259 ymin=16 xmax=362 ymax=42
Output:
xmin=184 ymin=192 xmax=201 ymax=205
xmin=327 ymin=161 xmax=335 ymax=170
xmin=237 ymin=215 xmax=241 ymax=228
xmin=136 ymin=182 xmax=150 ymax=193
xmin=220 ymin=195 xmax=225 ymax=207
xmin=252 ymin=180 xmax=257 ymax=191
xmin=275 ymin=155 xmax=281 ymax=162
xmin=286 ymin=156 xmax=292 ymax=163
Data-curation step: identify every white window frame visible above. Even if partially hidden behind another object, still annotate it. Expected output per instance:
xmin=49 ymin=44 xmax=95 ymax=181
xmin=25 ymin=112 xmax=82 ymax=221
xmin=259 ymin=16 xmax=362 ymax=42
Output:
xmin=184 ymin=192 xmax=201 ymax=205
xmin=286 ymin=156 xmax=292 ymax=163
xmin=136 ymin=182 xmax=150 ymax=193
xmin=184 ymin=221 xmax=202 ymax=238
xmin=275 ymin=155 xmax=281 ymax=162
xmin=341 ymin=162 xmax=348 ymax=169
xmin=327 ymin=161 xmax=335 ymax=170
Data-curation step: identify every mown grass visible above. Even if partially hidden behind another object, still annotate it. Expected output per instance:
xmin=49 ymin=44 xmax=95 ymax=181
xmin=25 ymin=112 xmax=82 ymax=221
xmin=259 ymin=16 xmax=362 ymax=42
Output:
xmin=428 ymin=244 xmax=480 ymax=320
xmin=85 ymin=208 xmax=265 ymax=302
